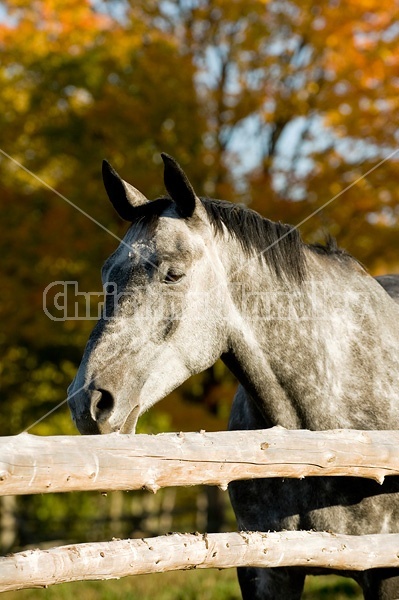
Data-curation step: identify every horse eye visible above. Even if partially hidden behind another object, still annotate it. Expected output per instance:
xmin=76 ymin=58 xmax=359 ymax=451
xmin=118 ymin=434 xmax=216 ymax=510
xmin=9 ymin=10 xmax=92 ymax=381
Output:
xmin=164 ymin=270 xmax=184 ymax=284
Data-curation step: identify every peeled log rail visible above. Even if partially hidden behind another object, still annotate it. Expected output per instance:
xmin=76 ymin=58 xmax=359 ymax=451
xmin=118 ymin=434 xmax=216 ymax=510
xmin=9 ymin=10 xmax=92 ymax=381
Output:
xmin=2 ymin=531 xmax=399 ymax=592
xmin=1 ymin=428 xmax=399 ymax=496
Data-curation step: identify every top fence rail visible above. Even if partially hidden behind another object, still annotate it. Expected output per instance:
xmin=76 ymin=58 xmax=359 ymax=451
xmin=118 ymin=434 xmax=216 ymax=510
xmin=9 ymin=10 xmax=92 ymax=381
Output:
xmin=1 ymin=427 xmax=398 ymax=496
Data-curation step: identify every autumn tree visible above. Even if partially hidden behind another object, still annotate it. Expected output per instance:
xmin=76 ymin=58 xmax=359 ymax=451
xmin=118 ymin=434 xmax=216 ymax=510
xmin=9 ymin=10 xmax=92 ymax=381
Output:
xmin=166 ymin=0 xmax=399 ymax=269
xmin=0 ymin=0 xmax=210 ymax=435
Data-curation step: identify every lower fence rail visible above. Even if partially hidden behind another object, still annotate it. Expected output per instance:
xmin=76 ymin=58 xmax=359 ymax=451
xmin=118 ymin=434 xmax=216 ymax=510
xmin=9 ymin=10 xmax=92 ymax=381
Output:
xmin=2 ymin=531 xmax=399 ymax=592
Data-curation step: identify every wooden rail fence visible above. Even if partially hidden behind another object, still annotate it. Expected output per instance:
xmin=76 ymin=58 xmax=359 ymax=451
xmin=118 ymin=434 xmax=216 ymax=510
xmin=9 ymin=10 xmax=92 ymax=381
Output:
xmin=1 ymin=427 xmax=399 ymax=591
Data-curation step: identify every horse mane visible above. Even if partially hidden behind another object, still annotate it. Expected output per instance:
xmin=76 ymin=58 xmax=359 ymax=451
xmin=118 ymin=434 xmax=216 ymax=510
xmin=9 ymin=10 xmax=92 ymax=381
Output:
xmin=200 ymin=198 xmax=356 ymax=282
xmin=200 ymin=198 xmax=304 ymax=281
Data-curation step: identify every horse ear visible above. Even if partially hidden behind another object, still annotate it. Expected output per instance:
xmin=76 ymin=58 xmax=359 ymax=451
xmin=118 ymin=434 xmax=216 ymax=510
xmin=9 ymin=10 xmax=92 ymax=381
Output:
xmin=102 ymin=160 xmax=148 ymax=221
xmin=161 ymin=153 xmax=197 ymax=218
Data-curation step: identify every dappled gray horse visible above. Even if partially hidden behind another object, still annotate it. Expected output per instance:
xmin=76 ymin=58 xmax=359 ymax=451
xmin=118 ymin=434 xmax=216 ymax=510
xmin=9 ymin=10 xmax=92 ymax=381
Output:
xmin=68 ymin=154 xmax=399 ymax=600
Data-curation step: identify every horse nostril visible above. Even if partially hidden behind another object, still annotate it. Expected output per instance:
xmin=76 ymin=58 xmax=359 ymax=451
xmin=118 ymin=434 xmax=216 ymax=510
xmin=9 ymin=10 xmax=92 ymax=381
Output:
xmin=92 ymin=388 xmax=114 ymax=423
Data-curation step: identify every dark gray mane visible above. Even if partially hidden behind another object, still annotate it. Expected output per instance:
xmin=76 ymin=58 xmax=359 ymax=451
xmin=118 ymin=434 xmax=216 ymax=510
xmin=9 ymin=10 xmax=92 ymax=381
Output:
xmin=201 ymin=198 xmax=307 ymax=282
xmin=201 ymin=198 xmax=354 ymax=282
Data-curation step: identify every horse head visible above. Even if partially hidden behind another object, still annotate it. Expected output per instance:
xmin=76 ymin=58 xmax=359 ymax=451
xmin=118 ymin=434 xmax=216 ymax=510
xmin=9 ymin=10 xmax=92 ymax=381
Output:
xmin=67 ymin=155 xmax=233 ymax=434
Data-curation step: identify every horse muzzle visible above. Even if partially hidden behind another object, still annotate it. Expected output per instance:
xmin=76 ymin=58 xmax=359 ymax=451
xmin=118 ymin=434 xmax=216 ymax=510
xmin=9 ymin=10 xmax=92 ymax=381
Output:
xmin=67 ymin=382 xmax=138 ymax=435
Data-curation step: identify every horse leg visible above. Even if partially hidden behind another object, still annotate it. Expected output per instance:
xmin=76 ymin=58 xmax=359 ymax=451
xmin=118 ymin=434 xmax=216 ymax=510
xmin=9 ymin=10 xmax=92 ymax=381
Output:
xmin=360 ymin=569 xmax=399 ymax=600
xmin=237 ymin=566 xmax=305 ymax=600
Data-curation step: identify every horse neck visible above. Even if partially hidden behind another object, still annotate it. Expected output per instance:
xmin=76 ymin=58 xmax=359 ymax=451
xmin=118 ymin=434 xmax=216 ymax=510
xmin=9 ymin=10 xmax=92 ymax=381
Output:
xmin=220 ymin=245 xmax=389 ymax=429
xmin=220 ymin=245 xmax=309 ymax=427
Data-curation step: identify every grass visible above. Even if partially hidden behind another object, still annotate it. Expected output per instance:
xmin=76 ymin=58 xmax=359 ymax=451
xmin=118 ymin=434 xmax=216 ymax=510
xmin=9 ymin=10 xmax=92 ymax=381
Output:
xmin=2 ymin=569 xmax=363 ymax=599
